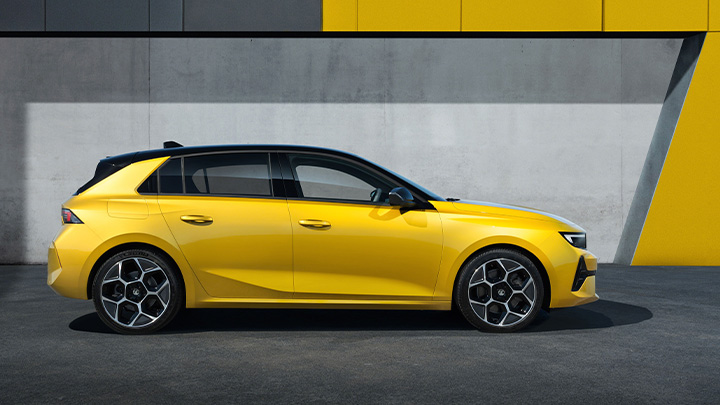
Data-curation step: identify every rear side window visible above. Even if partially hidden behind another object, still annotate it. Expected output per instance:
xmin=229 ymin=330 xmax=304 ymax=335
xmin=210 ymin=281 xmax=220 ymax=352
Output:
xmin=184 ymin=153 xmax=271 ymax=196
xmin=139 ymin=153 xmax=272 ymax=197
xmin=159 ymin=158 xmax=183 ymax=194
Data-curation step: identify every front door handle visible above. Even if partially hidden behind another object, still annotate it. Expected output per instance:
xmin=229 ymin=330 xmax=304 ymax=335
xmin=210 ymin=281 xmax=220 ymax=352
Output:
xmin=298 ymin=219 xmax=331 ymax=230
xmin=181 ymin=215 xmax=213 ymax=225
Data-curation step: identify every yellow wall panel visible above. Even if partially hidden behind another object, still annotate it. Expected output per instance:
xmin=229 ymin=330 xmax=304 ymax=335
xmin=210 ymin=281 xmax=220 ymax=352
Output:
xmin=462 ymin=0 xmax=601 ymax=32
xmin=633 ymin=33 xmax=720 ymax=265
xmin=358 ymin=0 xmax=461 ymax=31
xmin=711 ymin=0 xmax=720 ymax=31
xmin=323 ymin=0 xmax=358 ymax=31
xmin=604 ymin=0 xmax=708 ymax=31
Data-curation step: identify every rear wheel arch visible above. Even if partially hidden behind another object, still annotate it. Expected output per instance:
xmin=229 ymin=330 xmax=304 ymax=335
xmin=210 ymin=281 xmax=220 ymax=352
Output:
xmin=87 ymin=242 xmax=185 ymax=301
xmin=452 ymin=243 xmax=551 ymax=310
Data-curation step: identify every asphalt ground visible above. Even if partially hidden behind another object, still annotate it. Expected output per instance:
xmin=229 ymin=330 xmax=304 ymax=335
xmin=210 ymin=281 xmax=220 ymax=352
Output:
xmin=1 ymin=264 xmax=718 ymax=404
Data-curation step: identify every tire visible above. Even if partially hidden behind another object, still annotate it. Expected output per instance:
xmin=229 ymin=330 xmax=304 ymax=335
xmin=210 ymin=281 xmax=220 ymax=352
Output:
xmin=92 ymin=249 xmax=183 ymax=334
xmin=454 ymin=248 xmax=544 ymax=333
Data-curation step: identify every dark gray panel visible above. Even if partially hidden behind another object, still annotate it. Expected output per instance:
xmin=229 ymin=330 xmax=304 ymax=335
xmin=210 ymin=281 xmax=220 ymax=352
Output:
xmin=0 ymin=0 xmax=44 ymax=31
xmin=149 ymin=38 xmax=625 ymax=103
xmin=614 ymin=34 xmax=705 ymax=264
xmin=184 ymin=0 xmax=322 ymax=31
xmin=46 ymin=0 xmax=149 ymax=31
xmin=150 ymin=0 xmax=182 ymax=31
xmin=621 ymin=39 xmax=683 ymax=103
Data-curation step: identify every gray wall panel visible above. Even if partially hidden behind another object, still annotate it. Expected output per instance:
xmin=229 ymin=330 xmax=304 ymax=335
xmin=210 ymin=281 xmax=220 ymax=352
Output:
xmin=46 ymin=0 xmax=149 ymax=31
xmin=150 ymin=0 xmax=182 ymax=31
xmin=184 ymin=0 xmax=322 ymax=31
xmin=0 ymin=38 xmax=681 ymax=263
xmin=0 ymin=0 xmax=44 ymax=31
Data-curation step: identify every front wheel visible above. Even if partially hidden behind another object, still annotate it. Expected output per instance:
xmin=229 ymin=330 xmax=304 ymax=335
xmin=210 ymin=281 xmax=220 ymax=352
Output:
xmin=92 ymin=249 xmax=183 ymax=334
xmin=454 ymin=249 xmax=544 ymax=333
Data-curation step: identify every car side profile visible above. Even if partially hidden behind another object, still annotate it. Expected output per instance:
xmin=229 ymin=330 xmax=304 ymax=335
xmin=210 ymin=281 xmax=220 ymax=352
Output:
xmin=48 ymin=143 xmax=598 ymax=334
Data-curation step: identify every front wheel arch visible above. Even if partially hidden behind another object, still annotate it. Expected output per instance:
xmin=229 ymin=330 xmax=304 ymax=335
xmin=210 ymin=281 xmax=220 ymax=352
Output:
xmin=87 ymin=242 xmax=185 ymax=302
xmin=452 ymin=243 xmax=551 ymax=310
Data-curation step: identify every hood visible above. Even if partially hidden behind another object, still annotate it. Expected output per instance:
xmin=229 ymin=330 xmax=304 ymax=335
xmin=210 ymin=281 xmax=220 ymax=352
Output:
xmin=447 ymin=200 xmax=584 ymax=231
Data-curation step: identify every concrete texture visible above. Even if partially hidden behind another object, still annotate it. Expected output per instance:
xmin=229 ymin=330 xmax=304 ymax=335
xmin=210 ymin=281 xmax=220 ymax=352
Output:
xmin=1 ymin=264 xmax=718 ymax=403
xmin=615 ymin=34 xmax=705 ymax=264
xmin=0 ymin=38 xmax=681 ymax=263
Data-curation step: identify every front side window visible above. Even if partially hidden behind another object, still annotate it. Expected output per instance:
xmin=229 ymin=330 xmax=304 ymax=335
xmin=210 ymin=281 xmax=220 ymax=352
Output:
xmin=288 ymin=154 xmax=397 ymax=203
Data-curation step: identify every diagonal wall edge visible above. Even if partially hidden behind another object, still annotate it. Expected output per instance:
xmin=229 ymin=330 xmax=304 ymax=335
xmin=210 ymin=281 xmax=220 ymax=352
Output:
xmin=614 ymin=33 xmax=705 ymax=264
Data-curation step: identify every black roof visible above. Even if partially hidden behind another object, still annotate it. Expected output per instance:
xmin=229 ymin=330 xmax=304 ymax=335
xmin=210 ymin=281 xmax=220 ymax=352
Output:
xmin=90 ymin=143 xmax=444 ymax=202
xmin=105 ymin=144 xmax=358 ymax=166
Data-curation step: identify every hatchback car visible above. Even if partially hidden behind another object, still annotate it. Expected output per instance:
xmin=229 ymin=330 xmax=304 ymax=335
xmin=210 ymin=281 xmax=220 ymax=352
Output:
xmin=48 ymin=143 xmax=597 ymax=334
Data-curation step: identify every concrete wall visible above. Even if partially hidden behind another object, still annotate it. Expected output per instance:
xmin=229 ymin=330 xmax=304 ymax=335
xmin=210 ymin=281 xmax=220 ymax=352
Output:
xmin=0 ymin=38 xmax=681 ymax=263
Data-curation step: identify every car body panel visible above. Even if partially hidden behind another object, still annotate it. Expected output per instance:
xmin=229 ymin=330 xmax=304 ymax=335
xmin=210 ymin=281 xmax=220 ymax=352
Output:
xmin=157 ymin=195 xmax=294 ymax=298
xmin=288 ymin=199 xmax=443 ymax=300
xmin=48 ymin=145 xmax=597 ymax=313
xmin=431 ymin=200 xmax=597 ymax=308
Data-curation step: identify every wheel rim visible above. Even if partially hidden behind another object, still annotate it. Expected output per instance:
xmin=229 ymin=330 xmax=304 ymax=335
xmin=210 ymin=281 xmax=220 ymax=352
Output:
xmin=467 ymin=258 xmax=536 ymax=327
xmin=100 ymin=257 xmax=171 ymax=328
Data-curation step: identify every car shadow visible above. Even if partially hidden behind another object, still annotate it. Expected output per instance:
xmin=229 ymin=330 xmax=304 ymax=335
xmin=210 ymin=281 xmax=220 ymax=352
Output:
xmin=69 ymin=299 xmax=652 ymax=335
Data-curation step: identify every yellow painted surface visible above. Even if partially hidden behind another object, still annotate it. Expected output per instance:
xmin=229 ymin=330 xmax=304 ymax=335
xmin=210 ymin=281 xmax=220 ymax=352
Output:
xmin=358 ymin=0 xmax=461 ymax=31
xmin=711 ymin=0 xmax=720 ymax=31
xmin=634 ymin=33 xmax=720 ymax=265
xmin=48 ymin=154 xmax=597 ymax=310
xmin=288 ymin=200 xmax=443 ymax=299
xmin=462 ymin=0 xmax=602 ymax=32
xmin=157 ymin=196 xmax=294 ymax=298
xmin=604 ymin=0 xmax=708 ymax=31
xmin=430 ymin=201 xmax=598 ymax=308
xmin=323 ymin=0 xmax=357 ymax=31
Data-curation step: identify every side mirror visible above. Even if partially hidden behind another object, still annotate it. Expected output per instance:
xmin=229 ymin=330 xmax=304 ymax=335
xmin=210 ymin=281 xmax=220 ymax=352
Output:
xmin=388 ymin=187 xmax=415 ymax=208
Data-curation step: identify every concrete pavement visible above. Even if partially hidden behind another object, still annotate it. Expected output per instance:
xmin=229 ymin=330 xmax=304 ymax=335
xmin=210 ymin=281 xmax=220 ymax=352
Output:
xmin=1 ymin=264 xmax=718 ymax=403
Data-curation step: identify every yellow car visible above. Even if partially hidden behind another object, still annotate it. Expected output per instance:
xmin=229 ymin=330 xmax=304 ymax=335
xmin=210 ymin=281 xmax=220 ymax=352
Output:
xmin=48 ymin=143 xmax=597 ymax=334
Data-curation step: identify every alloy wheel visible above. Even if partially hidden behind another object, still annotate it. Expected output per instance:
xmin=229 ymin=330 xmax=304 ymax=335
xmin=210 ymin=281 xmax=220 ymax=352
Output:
xmin=99 ymin=257 xmax=171 ymax=328
xmin=467 ymin=258 xmax=536 ymax=327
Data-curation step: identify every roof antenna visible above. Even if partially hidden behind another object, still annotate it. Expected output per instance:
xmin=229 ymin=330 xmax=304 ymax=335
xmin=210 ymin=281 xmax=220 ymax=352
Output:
xmin=163 ymin=141 xmax=183 ymax=149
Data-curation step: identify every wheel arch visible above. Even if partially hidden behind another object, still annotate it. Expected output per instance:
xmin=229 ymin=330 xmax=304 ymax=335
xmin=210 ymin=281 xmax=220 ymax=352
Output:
xmin=86 ymin=242 xmax=185 ymax=301
xmin=451 ymin=243 xmax=552 ymax=310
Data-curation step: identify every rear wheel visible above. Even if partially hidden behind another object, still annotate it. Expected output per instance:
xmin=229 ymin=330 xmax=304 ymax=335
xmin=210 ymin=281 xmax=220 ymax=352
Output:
xmin=455 ymin=249 xmax=544 ymax=333
xmin=92 ymin=249 xmax=182 ymax=334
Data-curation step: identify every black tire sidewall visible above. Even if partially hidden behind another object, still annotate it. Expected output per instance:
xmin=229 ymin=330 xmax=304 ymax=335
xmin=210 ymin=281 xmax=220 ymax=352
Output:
xmin=454 ymin=249 xmax=544 ymax=333
xmin=92 ymin=248 xmax=183 ymax=335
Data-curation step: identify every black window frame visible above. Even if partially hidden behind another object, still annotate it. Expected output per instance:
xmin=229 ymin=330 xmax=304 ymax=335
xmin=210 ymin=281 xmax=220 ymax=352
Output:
xmin=136 ymin=151 xmax=282 ymax=199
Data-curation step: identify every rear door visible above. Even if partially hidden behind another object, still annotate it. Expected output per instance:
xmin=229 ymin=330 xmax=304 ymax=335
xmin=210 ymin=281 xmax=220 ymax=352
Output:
xmin=155 ymin=152 xmax=293 ymax=298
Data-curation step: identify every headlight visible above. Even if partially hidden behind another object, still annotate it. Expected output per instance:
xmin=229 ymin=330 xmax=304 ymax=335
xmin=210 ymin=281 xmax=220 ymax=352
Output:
xmin=560 ymin=232 xmax=586 ymax=249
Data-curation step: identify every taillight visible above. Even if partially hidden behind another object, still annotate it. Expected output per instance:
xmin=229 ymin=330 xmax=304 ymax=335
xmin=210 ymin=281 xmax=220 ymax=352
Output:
xmin=61 ymin=208 xmax=83 ymax=224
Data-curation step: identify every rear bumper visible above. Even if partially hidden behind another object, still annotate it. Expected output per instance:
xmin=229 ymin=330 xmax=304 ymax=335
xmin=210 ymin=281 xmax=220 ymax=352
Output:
xmin=47 ymin=241 xmax=83 ymax=299
xmin=47 ymin=225 xmax=101 ymax=300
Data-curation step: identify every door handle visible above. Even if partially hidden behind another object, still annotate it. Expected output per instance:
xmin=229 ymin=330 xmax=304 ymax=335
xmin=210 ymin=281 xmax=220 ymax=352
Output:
xmin=180 ymin=215 xmax=213 ymax=225
xmin=298 ymin=219 xmax=331 ymax=230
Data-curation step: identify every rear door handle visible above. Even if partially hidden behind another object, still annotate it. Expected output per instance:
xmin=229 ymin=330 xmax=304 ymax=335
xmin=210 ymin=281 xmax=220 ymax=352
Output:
xmin=298 ymin=219 xmax=331 ymax=230
xmin=181 ymin=215 xmax=213 ymax=225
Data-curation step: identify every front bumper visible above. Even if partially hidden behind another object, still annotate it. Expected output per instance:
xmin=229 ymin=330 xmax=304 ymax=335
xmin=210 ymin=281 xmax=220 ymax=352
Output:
xmin=550 ymin=251 xmax=598 ymax=308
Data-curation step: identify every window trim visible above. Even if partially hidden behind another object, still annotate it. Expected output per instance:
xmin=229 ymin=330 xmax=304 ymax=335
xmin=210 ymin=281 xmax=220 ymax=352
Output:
xmin=136 ymin=151 xmax=281 ymax=199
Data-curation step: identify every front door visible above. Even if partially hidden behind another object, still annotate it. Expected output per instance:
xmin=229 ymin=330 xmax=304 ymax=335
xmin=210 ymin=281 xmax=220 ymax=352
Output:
xmin=283 ymin=153 xmax=443 ymax=300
